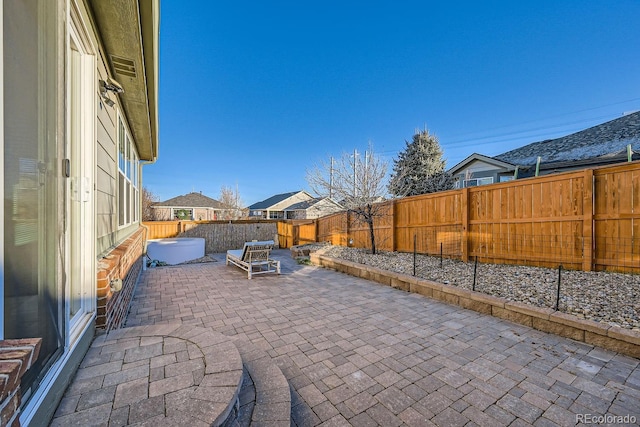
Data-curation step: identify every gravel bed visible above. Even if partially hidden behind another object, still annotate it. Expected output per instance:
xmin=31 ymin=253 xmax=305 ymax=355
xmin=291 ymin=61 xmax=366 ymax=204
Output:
xmin=322 ymin=246 xmax=640 ymax=331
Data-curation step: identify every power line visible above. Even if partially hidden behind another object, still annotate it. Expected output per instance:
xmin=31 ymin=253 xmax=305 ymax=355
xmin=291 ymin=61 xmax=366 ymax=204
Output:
xmin=376 ymin=108 xmax=639 ymax=160
xmin=444 ymin=97 xmax=640 ymax=141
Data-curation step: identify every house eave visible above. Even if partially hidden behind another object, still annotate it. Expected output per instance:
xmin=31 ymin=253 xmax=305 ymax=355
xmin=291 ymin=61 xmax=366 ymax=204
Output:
xmin=88 ymin=0 xmax=159 ymax=162
xmin=448 ymin=153 xmax=516 ymax=175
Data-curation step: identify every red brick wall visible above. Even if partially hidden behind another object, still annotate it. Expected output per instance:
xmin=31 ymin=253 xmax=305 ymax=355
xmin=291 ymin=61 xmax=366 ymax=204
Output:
xmin=96 ymin=227 xmax=145 ymax=330
xmin=0 ymin=339 xmax=42 ymax=427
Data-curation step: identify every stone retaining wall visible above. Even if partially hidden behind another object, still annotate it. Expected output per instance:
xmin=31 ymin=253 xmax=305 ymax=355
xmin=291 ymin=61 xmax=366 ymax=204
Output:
xmin=310 ymin=252 xmax=640 ymax=358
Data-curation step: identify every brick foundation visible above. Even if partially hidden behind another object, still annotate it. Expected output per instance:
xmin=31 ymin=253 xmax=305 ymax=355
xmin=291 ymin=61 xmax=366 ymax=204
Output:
xmin=0 ymin=339 xmax=42 ymax=427
xmin=97 ymin=227 xmax=145 ymax=330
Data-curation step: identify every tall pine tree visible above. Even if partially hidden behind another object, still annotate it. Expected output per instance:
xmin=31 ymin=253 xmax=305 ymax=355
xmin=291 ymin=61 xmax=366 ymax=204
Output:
xmin=388 ymin=129 xmax=454 ymax=197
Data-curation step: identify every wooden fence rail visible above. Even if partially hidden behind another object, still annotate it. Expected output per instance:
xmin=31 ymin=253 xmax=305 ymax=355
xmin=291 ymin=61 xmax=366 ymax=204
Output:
xmin=279 ymin=161 xmax=640 ymax=274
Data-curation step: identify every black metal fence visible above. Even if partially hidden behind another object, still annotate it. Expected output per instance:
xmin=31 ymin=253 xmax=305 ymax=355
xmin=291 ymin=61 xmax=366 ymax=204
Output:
xmin=411 ymin=232 xmax=640 ymax=329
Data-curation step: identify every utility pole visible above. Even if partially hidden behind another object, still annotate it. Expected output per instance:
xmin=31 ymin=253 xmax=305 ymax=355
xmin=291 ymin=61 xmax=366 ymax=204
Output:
xmin=235 ymin=182 xmax=239 ymax=218
xmin=364 ymin=150 xmax=369 ymax=194
xmin=330 ymin=156 xmax=334 ymax=199
xmin=353 ymin=149 xmax=358 ymax=198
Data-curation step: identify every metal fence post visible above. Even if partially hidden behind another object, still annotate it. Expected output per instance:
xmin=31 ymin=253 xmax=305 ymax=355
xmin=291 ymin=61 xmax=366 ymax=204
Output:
xmin=473 ymin=256 xmax=478 ymax=291
xmin=413 ymin=233 xmax=417 ymax=276
xmin=555 ymin=265 xmax=563 ymax=311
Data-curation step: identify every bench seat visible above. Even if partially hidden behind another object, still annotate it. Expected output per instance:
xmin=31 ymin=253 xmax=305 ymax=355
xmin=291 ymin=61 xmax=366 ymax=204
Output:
xmin=226 ymin=240 xmax=281 ymax=279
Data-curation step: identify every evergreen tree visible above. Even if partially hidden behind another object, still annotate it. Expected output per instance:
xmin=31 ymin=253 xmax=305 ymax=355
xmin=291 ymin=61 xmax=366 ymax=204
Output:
xmin=388 ymin=129 xmax=454 ymax=197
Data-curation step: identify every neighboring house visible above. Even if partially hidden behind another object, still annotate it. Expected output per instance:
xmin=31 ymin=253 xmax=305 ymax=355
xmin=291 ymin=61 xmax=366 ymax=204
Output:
xmin=448 ymin=154 xmax=518 ymax=188
xmin=248 ymin=191 xmax=315 ymax=219
xmin=1 ymin=1 xmax=159 ymax=425
xmin=152 ymin=192 xmax=235 ymax=220
xmin=449 ymin=112 xmax=640 ymax=188
xmin=283 ymin=197 xmax=344 ymax=220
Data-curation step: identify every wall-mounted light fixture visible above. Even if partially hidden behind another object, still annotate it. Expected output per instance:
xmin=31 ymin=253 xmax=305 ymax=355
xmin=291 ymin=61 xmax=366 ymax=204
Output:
xmin=99 ymin=77 xmax=124 ymax=108
xmin=100 ymin=77 xmax=124 ymax=94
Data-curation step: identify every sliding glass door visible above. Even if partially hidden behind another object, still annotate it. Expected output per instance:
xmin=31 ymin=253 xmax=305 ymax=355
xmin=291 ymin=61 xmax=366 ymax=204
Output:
xmin=3 ymin=0 xmax=63 ymax=399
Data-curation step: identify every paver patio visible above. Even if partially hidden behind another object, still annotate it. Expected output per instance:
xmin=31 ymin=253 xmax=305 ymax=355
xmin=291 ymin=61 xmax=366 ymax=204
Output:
xmin=53 ymin=250 xmax=640 ymax=426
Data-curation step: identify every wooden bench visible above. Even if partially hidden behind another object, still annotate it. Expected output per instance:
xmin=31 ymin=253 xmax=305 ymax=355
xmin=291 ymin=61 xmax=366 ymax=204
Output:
xmin=226 ymin=240 xmax=281 ymax=279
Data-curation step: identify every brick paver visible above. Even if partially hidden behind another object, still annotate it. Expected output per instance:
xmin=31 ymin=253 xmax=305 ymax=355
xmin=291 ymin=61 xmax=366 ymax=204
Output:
xmin=56 ymin=250 xmax=640 ymax=426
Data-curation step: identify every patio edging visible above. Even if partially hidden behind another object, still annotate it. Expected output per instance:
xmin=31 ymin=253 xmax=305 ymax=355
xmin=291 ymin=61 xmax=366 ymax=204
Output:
xmin=310 ymin=252 xmax=640 ymax=359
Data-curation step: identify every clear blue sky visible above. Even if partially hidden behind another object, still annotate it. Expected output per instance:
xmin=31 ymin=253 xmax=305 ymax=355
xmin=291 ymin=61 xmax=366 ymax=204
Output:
xmin=145 ymin=0 xmax=640 ymax=205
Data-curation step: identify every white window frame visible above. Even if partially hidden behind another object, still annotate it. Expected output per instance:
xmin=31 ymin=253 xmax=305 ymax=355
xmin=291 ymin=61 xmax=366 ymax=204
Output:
xmin=269 ymin=211 xmax=284 ymax=219
xmin=117 ymin=114 xmax=139 ymax=228
xmin=464 ymin=177 xmax=493 ymax=187
xmin=172 ymin=208 xmax=193 ymax=220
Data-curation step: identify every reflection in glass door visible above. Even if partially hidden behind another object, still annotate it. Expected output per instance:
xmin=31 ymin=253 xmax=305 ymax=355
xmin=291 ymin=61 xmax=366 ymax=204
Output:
xmin=3 ymin=0 xmax=63 ymax=398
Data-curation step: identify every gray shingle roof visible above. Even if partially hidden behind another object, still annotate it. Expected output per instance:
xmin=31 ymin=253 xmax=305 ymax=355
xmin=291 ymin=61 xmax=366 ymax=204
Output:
xmin=284 ymin=198 xmax=321 ymax=210
xmin=154 ymin=192 xmax=229 ymax=209
xmin=248 ymin=191 xmax=303 ymax=210
xmin=494 ymin=111 xmax=640 ymax=166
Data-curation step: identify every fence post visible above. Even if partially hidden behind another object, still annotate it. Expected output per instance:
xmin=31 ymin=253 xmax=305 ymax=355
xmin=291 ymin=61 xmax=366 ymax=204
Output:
xmin=391 ymin=200 xmax=397 ymax=252
xmin=472 ymin=256 xmax=478 ymax=291
xmin=583 ymin=169 xmax=594 ymax=271
xmin=461 ymin=187 xmax=470 ymax=262
xmin=413 ymin=233 xmax=417 ymax=276
xmin=555 ymin=265 xmax=563 ymax=311
xmin=345 ymin=211 xmax=351 ymax=247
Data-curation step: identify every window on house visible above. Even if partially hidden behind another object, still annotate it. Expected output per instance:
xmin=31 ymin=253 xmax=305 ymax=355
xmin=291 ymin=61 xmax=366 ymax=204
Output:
xmin=118 ymin=117 xmax=139 ymax=227
xmin=463 ymin=177 xmax=493 ymax=187
xmin=173 ymin=209 xmax=193 ymax=220
xmin=499 ymin=175 xmax=514 ymax=182
xmin=269 ymin=211 xmax=284 ymax=219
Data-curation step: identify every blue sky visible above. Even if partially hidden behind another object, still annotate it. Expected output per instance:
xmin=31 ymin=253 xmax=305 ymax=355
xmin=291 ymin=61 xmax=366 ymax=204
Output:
xmin=145 ymin=0 xmax=640 ymax=205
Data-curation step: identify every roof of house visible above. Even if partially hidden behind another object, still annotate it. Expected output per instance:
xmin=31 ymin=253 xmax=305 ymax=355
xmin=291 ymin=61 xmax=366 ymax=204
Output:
xmin=448 ymin=153 xmax=517 ymax=175
xmin=284 ymin=197 xmax=343 ymax=211
xmin=248 ymin=191 xmax=311 ymax=210
xmin=494 ymin=111 xmax=640 ymax=166
xmin=153 ymin=192 xmax=229 ymax=209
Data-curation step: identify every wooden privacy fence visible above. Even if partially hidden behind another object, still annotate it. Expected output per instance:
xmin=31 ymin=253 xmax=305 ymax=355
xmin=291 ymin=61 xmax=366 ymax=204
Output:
xmin=278 ymin=161 xmax=640 ymax=273
xmin=276 ymin=220 xmax=317 ymax=248
xmin=142 ymin=220 xmax=279 ymax=254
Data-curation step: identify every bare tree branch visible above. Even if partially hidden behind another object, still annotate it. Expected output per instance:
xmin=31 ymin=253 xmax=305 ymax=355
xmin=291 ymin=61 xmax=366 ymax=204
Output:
xmin=219 ymin=184 xmax=246 ymax=220
xmin=142 ymin=187 xmax=159 ymax=221
xmin=306 ymin=142 xmax=389 ymax=254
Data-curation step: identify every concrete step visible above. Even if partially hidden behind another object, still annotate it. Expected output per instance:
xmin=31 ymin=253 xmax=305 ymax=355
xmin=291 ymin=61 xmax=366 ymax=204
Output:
xmin=49 ymin=324 xmax=291 ymax=427
xmin=231 ymin=338 xmax=291 ymax=427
